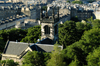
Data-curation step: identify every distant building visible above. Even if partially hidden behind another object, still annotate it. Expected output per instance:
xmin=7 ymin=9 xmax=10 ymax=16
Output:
xmin=21 ymin=6 xmax=40 ymax=20
xmin=0 ymin=6 xmax=21 ymax=20
xmin=0 ymin=14 xmax=29 ymax=30
xmin=70 ymin=7 xmax=93 ymax=21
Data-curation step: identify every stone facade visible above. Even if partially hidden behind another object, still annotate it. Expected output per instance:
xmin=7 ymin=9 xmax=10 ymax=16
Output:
xmin=0 ymin=7 xmax=21 ymax=20
xmin=21 ymin=6 xmax=40 ymax=20
xmin=70 ymin=7 xmax=93 ymax=21
xmin=40 ymin=7 xmax=59 ymax=43
xmin=0 ymin=15 xmax=29 ymax=30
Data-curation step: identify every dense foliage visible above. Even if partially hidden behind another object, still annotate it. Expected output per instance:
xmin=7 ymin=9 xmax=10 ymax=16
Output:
xmin=22 ymin=51 xmax=50 ymax=66
xmin=0 ymin=59 xmax=18 ymax=66
xmin=47 ymin=44 xmax=66 ymax=66
xmin=42 ymin=6 xmax=47 ymax=11
xmin=72 ymin=1 xmax=83 ymax=4
xmin=58 ymin=20 xmax=92 ymax=47
xmin=21 ymin=25 xmax=41 ymax=43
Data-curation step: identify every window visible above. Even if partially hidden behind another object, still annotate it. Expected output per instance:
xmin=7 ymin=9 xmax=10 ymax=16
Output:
xmin=44 ymin=25 xmax=50 ymax=34
xmin=55 ymin=25 xmax=58 ymax=34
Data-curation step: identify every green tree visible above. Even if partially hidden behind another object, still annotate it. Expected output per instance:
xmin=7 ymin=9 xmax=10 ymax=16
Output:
xmin=76 ymin=22 xmax=92 ymax=40
xmin=67 ymin=0 xmax=70 ymax=3
xmin=68 ymin=57 xmax=80 ymax=66
xmin=0 ymin=37 xmax=5 ymax=52
xmin=22 ymin=51 xmax=44 ymax=66
xmin=86 ymin=16 xmax=93 ymax=22
xmin=0 ymin=30 xmax=8 ymax=42
xmin=21 ymin=25 xmax=41 ymax=43
xmin=47 ymin=44 xmax=66 ymax=66
xmin=87 ymin=47 xmax=100 ymax=66
xmin=82 ymin=28 xmax=100 ymax=52
xmin=42 ymin=6 xmax=47 ymax=11
xmin=72 ymin=1 xmax=83 ymax=4
xmin=7 ymin=28 xmax=27 ymax=41
xmin=0 ymin=59 xmax=18 ymax=66
xmin=58 ymin=21 xmax=77 ymax=47
xmin=92 ymin=19 xmax=100 ymax=28
xmin=62 ymin=40 xmax=87 ymax=66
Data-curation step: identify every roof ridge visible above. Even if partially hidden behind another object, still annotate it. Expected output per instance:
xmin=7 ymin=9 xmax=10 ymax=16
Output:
xmin=10 ymin=41 xmax=34 ymax=45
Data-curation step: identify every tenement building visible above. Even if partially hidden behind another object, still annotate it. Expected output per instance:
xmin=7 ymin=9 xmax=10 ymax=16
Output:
xmin=70 ymin=7 xmax=93 ymax=21
xmin=0 ymin=6 xmax=21 ymax=20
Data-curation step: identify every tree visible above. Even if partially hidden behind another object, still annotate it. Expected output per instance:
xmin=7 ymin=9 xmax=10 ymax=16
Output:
xmin=0 ymin=30 xmax=8 ymax=42
xmin=7 ymin=28 xmax=27 ymax=41
xmin=66 ymin=0 xmax=70 ymax=3
xmin=87 ymin=16 xmax=93 ymax=22
xmin=76 ymin=22 xmax=92 ymax=40
xmin=0 ymin=59 xmax=19 ymax=66
xmin=21 ymin=25 xmax=41 ymax=43
xmin=62 ymin=40 xmax=87 ymax=66
xmin=42 ymin=6 xmax=47 ymax=11
xmin=47 ymin=44 xmax=66 ymax=66
xmin=59 ymin=21 xmax=77 ymax=47
xmin=82 ymin=28 xmax=100 ymax=51
xmin=0 ymin=37 xmax=5 ymax=52
xmin=22 ymin=51 xmax=45 ymax=66
xmin=72 ymin=1 xmax=83 ymax=4
xmin=68 ymin=57 xmax=80 ymax=66
xmin=87 ymin=47 xmax=100 ymax=66
xmin=91 ymin=19 xmax=100 ymax=28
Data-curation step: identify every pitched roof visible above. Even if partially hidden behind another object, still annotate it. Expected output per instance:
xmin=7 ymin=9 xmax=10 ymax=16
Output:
xmin=40 ymin=38 xmax=53 ymax=44
xmin=4 ymin=41 xmax=32 ymax=55
xmin=3 ymin=40 xmax=62 ymax=55
xmin=30 ymin=44 xmax=55 ymax=52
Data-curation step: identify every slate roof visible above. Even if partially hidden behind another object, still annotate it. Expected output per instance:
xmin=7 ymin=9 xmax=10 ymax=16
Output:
xmin=3 ymin=40 xmax=62 ymax=55
xmin=4 ymin=41 xmax=32 ymax=55
xmin=30 ymin=44 xmax=54 ymax=52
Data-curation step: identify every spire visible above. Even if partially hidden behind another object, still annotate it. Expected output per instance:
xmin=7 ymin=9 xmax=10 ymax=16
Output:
xmin=57 ymin=7 xmax=59 ymax=20
xmin=40 ymin=7 xmax=43 ymax=20
xmin=45 ymin=7 xmax=48 ymax=18
xmin=52 ymin=7 xmax=55 ymax=19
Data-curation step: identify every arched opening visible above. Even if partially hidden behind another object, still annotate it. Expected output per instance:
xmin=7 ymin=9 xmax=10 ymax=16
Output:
xmin=54 ymin=24 xmax=58 ymax=35
xmin=44 ymin=25 xmax=50 ymax=34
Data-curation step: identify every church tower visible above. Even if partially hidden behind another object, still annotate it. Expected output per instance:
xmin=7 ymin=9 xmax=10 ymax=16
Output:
xmin=40 ymin=7 xmax=59 ymax=44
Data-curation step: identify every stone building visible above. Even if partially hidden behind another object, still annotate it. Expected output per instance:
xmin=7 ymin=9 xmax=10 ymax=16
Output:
xmin=70 ymin=7 xmax=93 ymax=21
xmin=0 ymin=6 xmax=21 ymax=20
xmin=21 ymin=6 xmax=40 ymax=20
xmin=0 ymin=14 xmax=29 ymax=30
xmin=2 ymin=40 xmax=62 ymax=65
xmin=40 ymin=7 xmax=59 ymax=44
